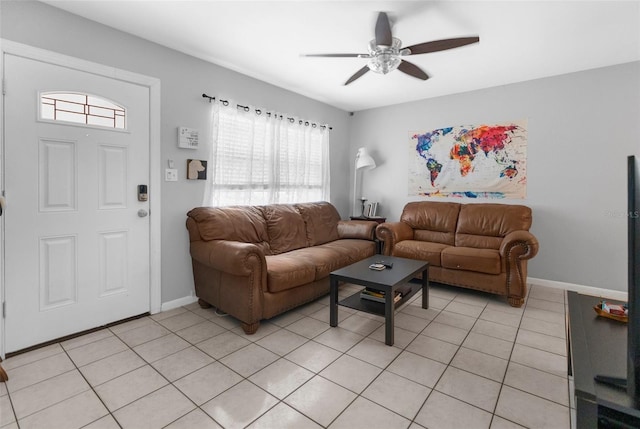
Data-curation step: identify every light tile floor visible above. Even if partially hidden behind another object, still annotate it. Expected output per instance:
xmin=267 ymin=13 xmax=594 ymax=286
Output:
xmin=0 ymin=283 xmax=575 ymax=429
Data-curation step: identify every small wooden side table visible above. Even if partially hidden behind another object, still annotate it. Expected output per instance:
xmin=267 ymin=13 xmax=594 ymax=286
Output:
xmin=349 ymin=216 xmax=386 ymax=224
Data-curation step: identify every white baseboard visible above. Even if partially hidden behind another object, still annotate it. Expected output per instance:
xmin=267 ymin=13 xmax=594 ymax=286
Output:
xmin=159 ymin=294 xmax=198 ymax=313
xmin=528 ymin=277 xmax=628 ymax=301
xmin=157 ymin=279 xmax=626 ymax=314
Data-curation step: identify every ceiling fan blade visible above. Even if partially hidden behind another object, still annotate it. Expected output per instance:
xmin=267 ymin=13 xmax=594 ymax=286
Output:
xmin=398 ymin=60 xmax=429 ymax=80
xmin=301 ymin=53 xmax=369 ymax=58
xmin=375 ymin=12 xmax=393 ymax=46
xmin=344 ymin=66 xmax=370 ymax=85
xmin=404 ymin=36 xmax=480 ymax=55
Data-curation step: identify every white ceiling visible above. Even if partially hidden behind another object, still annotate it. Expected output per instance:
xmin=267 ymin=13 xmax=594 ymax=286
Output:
xmin=42 ymin=1 xmax=640 ymax=112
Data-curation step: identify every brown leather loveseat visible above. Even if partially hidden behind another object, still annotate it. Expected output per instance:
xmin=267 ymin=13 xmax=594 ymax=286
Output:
xmin=376 ymin=202 xmax=539 ymax=307
xmin=186 ymin=201 xmax=377 ymax=334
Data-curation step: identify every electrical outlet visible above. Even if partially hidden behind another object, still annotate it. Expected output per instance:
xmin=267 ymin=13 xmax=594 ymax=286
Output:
xmin=165 ymin=168 xmax=178 ymax=182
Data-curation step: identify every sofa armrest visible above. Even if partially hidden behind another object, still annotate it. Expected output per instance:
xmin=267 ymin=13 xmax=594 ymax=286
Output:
xmin=499 ymin=230 xmax=539 ymax=306
xmin=337 ymin=220 xmax=376 ymax=240
xmin=189 ymin=239 xmax=268 ymax=333
xmin=190 ymin=239 xmax=267 ymax=277
xmin=376 ymin=222 xmax=414 ymax=256
xmin=499 ymin=230 xmax=539 ymax=261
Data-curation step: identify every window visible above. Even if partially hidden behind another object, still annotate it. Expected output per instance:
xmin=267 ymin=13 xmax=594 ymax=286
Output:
xmin=204 ymin=104 xmax=330 ymax=206
xmin=40 ymin=92 xmax=126 ymax=130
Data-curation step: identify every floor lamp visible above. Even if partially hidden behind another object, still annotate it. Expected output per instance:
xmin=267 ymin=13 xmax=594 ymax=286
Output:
xmin=353 ymin=147 xmax=376 ymax=217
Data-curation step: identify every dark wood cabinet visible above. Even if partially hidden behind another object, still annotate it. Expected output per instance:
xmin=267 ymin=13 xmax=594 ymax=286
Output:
xmin=567 ymin=291 xmax=640 ymax=428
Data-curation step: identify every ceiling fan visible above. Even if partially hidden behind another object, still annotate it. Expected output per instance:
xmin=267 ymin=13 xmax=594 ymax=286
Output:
xmin=303 ymin=12 xmax=479 ymax=85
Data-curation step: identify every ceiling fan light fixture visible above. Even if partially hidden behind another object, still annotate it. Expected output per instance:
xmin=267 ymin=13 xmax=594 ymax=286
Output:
xmin=367 ymin=54 xmax=401 ymax=75
xmin=303 ymin=11 xmax=478 ymax=85
xmin=367 ymin=38 xmax=402 ymax=74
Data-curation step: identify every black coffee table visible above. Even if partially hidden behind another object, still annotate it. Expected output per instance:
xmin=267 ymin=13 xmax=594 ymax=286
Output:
xmin=329 ymin=255 xmax=429 ymax=346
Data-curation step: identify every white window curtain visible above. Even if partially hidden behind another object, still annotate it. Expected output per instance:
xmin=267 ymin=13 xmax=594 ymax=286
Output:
xmin=203 ymin=102 xmax=330 ymax=207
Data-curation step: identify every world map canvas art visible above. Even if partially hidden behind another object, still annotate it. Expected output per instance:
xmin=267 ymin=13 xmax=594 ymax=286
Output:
xmin=409 ymin=120 xmax=527 ymax=198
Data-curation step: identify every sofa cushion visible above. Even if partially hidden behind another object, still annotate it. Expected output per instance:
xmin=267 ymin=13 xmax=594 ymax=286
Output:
xmin=309 ymin=239 xmax=376 ymax=278
xmin=275 ymin=239 xmax=376 ymax=281
xmin=296 ymin=202 xmax=341 ymax=246
xmin=392 ymin=240 xmax=449 ymax=267
xmin=320 ymin=239 xmax=376 ymax=265
xmin=441 ymin=247 xmax=501 ymax=275
xmin=285 ymin=245 xmax=352 ymax=281
xmin=265 ymin=253 xmax=317 ymax=293
xmin=186 ymin=206 xmax=271 ymax=253
xmin=262 ymin=204 xmax=308 ymax=254
xmin=455 ymin=203 xmax=532 ymax=249
xmin=400 ymin=201 xmax=460 ymax=245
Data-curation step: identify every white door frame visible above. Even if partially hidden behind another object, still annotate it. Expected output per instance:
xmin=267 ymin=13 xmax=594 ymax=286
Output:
xmin=0 ymin=40 xmax=162 ymax=359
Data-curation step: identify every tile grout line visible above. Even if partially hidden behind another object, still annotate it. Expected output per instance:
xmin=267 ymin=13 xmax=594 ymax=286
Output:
xmin=486 ymin=283 xmax=532 ymax=428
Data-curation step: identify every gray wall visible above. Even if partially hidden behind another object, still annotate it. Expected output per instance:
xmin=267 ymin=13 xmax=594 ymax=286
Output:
xmin=2 ymin=1 xmax=637 ymax=301
xmin=0 ymin=1 xmax=351 ymax=304
xmin=350 ymin=62 xmax=640 ymax=292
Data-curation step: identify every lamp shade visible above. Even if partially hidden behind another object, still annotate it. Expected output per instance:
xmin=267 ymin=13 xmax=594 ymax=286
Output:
xmin=355 ymin=147 xmax=376 ymax=170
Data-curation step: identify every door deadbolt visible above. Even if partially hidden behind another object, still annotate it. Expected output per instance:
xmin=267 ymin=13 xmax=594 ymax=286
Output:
xmin=138 ymin=185 xmax=148 ymax=202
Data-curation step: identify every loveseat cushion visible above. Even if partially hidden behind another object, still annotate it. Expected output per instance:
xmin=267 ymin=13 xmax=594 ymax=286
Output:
xmin=441 ymin=247 xmax=501 ymax=275
xmin=296 ymin=202 xmax=341 ymax=246
xmin=400 ymin=201 xmax=460 ymax=245
xmin=455 ymin=203 xmax=532 ymax=249
xmin=261 ymin=204 xmax=308 ymax=254
xmin=187 ymin=206 xmax=271 ymax=253
xmin=392 ymin=240 xmax=449 ymax=267
xmin=265 ymin=254 xmax=317 ymax=293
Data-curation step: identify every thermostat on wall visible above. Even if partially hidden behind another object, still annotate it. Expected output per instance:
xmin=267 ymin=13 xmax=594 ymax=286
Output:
xmin=178 ymin=127 xmax=199 ymax=149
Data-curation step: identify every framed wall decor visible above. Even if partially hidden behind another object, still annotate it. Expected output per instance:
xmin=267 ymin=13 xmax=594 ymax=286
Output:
xmin=408 ymin=119 xmax=528 ymax=198
xmin=178 ymin=126 xmax=199 ymax=149
xmin=187 ymin=159 xmax=207 ymax=180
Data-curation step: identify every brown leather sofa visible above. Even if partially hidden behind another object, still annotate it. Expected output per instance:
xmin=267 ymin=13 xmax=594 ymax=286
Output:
xmin=376 ymin=202 xmax=539 ymax=307
xmin=186 ymin=201 xmax=377 ymax=334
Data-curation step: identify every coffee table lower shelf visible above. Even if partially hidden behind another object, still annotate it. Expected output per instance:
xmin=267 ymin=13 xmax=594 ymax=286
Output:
xmin=338 ymin=280 xmax=422 ymax=316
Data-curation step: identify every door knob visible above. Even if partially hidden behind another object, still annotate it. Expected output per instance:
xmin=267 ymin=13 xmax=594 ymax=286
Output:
xmin=137 ymin=209 xmax=148 ymax=218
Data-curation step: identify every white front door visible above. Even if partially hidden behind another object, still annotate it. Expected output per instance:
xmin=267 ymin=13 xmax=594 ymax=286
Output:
xmin=4 ymin=53 xmax=151 ymax=353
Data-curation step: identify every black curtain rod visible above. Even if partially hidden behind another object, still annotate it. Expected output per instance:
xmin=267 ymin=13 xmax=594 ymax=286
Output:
xmin=202 ymin=93 xmax=332 ymax=130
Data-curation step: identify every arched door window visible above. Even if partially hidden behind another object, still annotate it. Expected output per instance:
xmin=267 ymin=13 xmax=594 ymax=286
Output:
xmin=40 ymin=92 xmax=126 ymax=130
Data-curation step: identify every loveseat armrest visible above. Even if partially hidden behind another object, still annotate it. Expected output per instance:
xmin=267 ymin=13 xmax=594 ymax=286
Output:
xmin=337 ymin=220 xmax=377 ymax=240
xmin=376 ymin=222 xmax=415 ymax=256
xmin=499 ymin=230 xmax=539 ymax=261
xmin=499 ymin=230 xmax=539 ymax=307
xmin=190 ymin=240 xmax=267 ymax=277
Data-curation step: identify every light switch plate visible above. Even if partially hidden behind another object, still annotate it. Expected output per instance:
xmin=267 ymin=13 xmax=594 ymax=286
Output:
xmin=165 ymin=168 xmax=178 ymax=182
